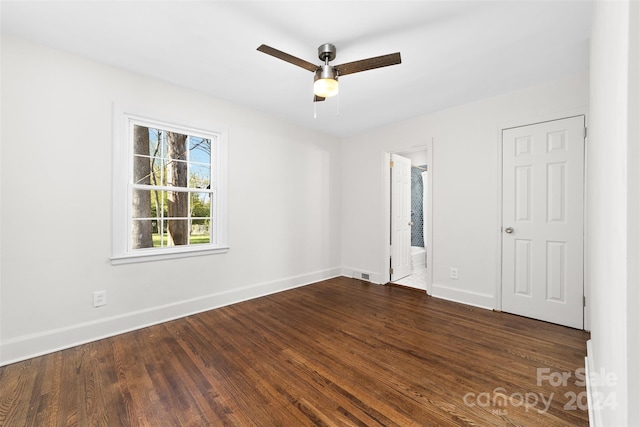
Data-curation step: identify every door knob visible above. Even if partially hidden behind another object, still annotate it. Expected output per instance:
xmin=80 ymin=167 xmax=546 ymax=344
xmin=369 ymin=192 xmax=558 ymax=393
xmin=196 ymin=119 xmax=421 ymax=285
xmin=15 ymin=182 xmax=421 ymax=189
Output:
xmin=505 ymin=227 xmax=514 ymax=234
xmin=409 ymin=221 xmax=414 ymax=226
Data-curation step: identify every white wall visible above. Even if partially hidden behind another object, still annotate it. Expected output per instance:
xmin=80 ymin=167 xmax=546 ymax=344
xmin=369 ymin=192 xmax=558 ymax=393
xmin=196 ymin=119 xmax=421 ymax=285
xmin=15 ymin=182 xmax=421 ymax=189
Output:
xmin=587 ymin=1 xmax=639 ymax=425
xmin=341 ymin=73 xmax=589 ymax=307
xmin=0 ymin=35 xmax=342 ymax=365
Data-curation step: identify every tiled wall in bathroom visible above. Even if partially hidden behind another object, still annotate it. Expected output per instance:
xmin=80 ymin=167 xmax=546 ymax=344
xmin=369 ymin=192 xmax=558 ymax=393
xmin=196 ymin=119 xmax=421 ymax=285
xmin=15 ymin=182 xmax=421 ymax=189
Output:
xmin=411 ymin=165 xmax=427 ymax=247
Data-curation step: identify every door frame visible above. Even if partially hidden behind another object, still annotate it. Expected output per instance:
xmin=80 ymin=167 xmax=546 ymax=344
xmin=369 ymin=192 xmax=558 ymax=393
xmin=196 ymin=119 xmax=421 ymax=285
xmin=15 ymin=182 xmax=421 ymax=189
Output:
xmin=495 ymin=109 xmax=589 ymax=329
xmin=382 ymin=139 xmax=434 ymax=294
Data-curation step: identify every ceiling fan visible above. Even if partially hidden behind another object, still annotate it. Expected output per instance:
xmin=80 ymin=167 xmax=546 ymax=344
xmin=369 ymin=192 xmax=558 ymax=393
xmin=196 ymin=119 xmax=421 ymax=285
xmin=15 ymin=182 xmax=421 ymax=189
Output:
xmin=257 ymin=43 xmax=401 ymax=102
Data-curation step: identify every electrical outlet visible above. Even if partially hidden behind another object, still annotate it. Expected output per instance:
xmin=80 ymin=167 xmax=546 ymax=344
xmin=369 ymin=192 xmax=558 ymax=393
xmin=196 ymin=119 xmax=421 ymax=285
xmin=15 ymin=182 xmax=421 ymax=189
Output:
xmin=450 ymin=268 xmax=459 ymax=280
xmin=93 ymin=290 xmax=107 ymax=307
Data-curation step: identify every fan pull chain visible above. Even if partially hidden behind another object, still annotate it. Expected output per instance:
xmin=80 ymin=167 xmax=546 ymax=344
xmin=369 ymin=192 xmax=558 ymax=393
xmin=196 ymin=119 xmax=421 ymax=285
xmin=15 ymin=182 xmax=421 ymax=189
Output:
xmin=314 ymin=100 xmax=317 ymax=119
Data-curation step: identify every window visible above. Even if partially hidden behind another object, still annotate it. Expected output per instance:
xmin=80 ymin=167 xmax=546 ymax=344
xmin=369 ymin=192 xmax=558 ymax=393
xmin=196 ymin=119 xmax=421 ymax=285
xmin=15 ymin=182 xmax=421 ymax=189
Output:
xmin=112 ymin=108 xmax=228 ymax=264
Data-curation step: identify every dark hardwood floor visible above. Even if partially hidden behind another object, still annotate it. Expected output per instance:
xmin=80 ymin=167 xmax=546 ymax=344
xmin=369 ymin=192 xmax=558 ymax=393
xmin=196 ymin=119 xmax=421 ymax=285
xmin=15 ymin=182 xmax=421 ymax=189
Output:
xmin=0 ymin=277 xmax=590 ymax=426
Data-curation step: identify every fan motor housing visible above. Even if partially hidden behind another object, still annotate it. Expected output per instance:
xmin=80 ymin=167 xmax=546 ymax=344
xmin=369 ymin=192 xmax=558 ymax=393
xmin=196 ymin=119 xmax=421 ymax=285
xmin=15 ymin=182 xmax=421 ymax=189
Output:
xmin=318 ymin=43 xmax=336 ymax=62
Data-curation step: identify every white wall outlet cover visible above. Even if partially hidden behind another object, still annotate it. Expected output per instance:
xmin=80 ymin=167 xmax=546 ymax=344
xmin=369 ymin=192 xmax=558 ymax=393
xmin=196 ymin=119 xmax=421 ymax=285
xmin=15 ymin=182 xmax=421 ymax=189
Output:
xmin=93 ymin=290 xmax=107 ymax=307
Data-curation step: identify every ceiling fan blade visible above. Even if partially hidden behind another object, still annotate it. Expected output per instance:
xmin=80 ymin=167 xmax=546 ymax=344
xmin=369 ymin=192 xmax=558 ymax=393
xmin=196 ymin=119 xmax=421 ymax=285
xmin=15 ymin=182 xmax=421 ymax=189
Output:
xmin=334 ymin=52 xmax=401 ymax=76
xmin=257 ymin=44 xmax=318 ymax=72
xmin=313 ymin=95 xmax=326 ymax=102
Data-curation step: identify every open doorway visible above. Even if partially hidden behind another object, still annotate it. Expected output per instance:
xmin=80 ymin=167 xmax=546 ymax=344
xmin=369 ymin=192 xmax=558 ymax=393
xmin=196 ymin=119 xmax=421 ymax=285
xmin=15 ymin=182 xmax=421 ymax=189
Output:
xmin=383 ymin=143 xmax=433 ymax=293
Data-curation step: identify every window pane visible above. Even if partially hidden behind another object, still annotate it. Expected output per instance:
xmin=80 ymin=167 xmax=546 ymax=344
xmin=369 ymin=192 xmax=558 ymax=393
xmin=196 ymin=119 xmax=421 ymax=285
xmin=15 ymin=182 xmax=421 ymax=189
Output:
xmin=189 ymin=164 xmax=211 ymax=189
xmin=166 ymin=190 xmax=188 ymax=217
xmin=148 ymin=128 xmax=164 ymax=157
xmin=132 ymin=219 xmax=154 ymax=249
xmin=166 ymin=219 xmax=189 ymax=246
xmin=190 ymin=218 xmax=210 ymax=245
xmin=132 ymin=155 xmax=152 ymax=185
xmin=165 ymin=159 xmax=188 ymax=188
xmin=149 ymin=159 xmax=164 ymax=186
xmin=132 ymin=189 xmax=154 ymax=219
xmin=133 ymin=126 xmax=163 ymax=156
xmin=155 ymin=224 xmax=169 ymax=247
xmin=189 ymin=137 xmax=211 ymax=164
xmin=150 ymin=190 xmax=166 ymax=219
xmin=167 ymin=132 xmax=188 ymax=161
xmin=191 ymin=191 xmax=211 ymax=217
xmin=133 ymin=125 xmax=148 ymax=155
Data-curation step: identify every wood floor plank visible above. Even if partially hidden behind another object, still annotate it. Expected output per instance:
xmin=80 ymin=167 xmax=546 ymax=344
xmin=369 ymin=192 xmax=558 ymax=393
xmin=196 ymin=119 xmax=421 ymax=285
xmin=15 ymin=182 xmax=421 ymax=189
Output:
xmin=0 ymin=277 xmax=590 ymax=426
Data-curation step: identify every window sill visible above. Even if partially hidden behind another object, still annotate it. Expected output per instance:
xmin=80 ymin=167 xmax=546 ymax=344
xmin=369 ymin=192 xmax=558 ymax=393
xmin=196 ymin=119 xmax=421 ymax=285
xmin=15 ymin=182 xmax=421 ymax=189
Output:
xmin=111 ymin=246 xmax=229 ymax=265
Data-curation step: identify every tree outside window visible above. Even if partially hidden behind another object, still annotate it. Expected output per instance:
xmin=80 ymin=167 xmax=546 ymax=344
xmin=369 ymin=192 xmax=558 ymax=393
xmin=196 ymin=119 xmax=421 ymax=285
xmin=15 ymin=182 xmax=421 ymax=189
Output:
xmin=131 ymin=124 xmax=214 ymax=250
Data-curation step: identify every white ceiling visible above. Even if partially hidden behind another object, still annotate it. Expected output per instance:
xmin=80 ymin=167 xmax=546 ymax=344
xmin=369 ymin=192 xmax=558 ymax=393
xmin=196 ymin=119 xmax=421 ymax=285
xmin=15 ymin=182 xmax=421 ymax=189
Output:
xmin=1 ymin=1 xmax=593 ymax=138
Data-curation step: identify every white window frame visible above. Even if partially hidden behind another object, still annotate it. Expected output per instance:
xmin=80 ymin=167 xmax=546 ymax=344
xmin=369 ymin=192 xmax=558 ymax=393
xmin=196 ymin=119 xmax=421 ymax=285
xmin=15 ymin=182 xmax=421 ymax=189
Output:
xmin=112 ymin=104 xmax=229 ymax=264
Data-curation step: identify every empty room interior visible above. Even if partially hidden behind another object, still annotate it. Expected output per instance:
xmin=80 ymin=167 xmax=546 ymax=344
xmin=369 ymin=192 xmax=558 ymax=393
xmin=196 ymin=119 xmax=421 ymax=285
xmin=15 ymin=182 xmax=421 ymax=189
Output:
xmin=1 ymin=1 xmax=639 ymax=426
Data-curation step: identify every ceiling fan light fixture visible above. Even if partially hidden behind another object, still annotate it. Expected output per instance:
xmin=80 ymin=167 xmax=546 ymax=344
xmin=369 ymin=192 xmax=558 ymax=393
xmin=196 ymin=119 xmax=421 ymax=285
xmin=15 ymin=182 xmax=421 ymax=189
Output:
xmin=257 ymin=43 xmax=401 ymax=102
xmin=313 ymin=65 xmax=339 ymax=98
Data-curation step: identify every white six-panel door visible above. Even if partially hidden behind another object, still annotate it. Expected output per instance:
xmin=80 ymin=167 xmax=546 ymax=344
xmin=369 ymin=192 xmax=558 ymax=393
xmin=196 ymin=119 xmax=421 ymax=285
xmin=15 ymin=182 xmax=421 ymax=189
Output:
xmin=501 ymin=116 xmax=585 ymax=329
xmin=391 ymin=154 xmax=412 ymax=282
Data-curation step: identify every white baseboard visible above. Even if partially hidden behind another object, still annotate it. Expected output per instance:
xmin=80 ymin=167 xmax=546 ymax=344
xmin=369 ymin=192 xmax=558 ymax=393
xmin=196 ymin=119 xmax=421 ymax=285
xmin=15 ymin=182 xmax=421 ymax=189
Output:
xmin=0 ymin=267 xmax=341 ymax=366
xmin=341 ymin=266 xmax=385 ymax=285
xmin=431 ymin=283 xmax=494 ymax=310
